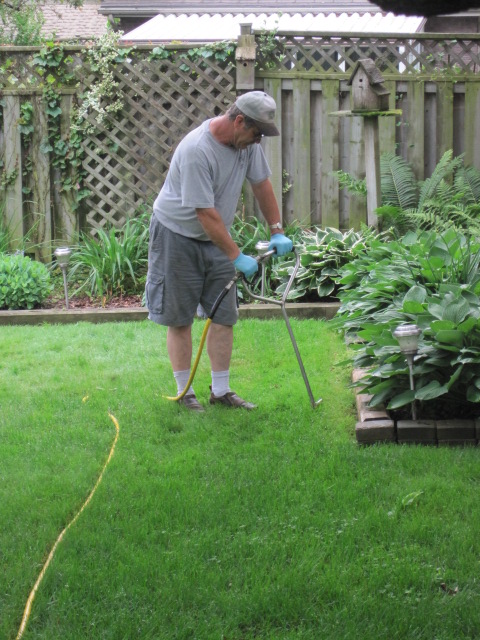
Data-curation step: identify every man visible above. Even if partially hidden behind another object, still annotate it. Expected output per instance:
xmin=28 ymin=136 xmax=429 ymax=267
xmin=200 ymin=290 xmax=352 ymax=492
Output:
xmin=146 ymin=91 xmax=293 ymax=412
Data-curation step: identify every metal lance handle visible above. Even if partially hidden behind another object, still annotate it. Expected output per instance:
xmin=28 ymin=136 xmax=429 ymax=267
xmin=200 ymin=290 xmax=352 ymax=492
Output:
xmin=243 ymin=247 xmax=322 ymax=409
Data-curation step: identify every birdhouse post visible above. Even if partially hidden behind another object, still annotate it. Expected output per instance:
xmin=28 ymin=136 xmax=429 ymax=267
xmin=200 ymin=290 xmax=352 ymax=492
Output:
xmin=236 ymin=23 xmax=256 ymax=91
xmin=348 ymin=59 xmax=391 ymax=226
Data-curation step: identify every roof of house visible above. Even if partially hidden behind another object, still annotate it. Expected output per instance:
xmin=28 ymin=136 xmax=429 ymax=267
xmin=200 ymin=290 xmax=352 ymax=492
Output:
xmin=100 ymin=1 xmax=391 ymax=17
xmin=41 ymin=0 xmax=109 ymax=40
xmin=121 ymin=11 xmax=426 ymax=42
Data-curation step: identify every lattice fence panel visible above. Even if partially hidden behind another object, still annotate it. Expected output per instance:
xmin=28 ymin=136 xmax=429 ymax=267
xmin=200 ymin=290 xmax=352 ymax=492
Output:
xmin=79 ymin=51 xmax=236 ymax=232
xmin=257 ymin=34 xmax=480 ymax=75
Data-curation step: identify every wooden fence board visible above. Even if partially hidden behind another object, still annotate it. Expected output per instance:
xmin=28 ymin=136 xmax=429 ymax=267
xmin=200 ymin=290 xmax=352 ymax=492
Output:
xmin=436 ymin=82 xmax=454 ymax=164
xmin=321 ymin=79 xmax=340 ymax=228
xmin=263 ymin=78 xmax=283 ymax=221
xmin=31 ymin=96 xmax=51 ymax=260
xmin=310 ymin=87 xmax=322 ymax=227
xmin=3 ymin=95 xmax=23 ymax=251
xmin=378 ymin=80 xmax=397 ymax=156
xmin=281 ymin=89 xmax=295 ymax=221
xmin=465 ymin=82 xmax=480 ymax=169
xmin=292 ymin=79 xmax=311 ymax=225
xmin=406 ymin=80 xmax=425 ymax=181
xmin=347 ymin=112 xmax=367 ymax=230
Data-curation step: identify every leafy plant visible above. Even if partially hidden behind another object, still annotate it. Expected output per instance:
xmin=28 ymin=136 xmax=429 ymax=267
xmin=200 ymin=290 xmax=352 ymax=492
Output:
xmin=0 ymin=253 xmax=51 ymax=309
xmin=271 ymin=226 xmax=380 ymax=301
xmin=334 ymin=150 xmax=480 ymax=237
xmin=335 ymin=229 xmax=480 ymax=418
xmin=68 ymin=212 xmax=150 ymax=298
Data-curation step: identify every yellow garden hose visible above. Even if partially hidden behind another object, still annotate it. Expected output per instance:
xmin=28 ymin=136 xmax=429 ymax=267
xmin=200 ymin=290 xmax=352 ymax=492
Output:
xmin=16 ymin=413 xmax=120 ymax=640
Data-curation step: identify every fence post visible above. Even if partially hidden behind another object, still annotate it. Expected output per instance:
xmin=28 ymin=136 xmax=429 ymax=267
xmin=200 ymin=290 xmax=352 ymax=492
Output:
xmin=3 ymin=95 xmax=23 ymax=251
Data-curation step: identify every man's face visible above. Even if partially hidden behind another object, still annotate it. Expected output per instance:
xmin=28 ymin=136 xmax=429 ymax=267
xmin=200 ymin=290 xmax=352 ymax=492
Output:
xmin=233 ymin=116 xmax=264 ymax=149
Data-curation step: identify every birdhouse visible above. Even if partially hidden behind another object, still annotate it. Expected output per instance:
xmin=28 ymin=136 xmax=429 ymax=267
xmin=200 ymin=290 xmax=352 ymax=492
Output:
xmin=347 ymin=59 xmax=390 ymax=112
xmin=235 ymin=23 xmax=256 ymax=91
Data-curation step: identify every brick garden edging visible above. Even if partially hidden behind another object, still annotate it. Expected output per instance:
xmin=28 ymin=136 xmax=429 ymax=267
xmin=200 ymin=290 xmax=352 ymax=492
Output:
xmin=353 ymin=369 xmax=480 ymax=446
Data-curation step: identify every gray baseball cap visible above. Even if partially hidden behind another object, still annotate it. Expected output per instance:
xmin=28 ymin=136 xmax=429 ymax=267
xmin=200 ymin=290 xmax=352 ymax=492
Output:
xmin=235 ymin=91 xmax=280 ymax=137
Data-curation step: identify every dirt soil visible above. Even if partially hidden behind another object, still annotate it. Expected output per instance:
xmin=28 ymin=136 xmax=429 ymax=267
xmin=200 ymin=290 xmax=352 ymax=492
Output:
xmin=42 ymin=294 xmax=144 ymax=310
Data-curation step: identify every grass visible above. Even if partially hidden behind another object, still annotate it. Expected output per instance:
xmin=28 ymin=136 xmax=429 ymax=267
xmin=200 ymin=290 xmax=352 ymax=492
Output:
xmin=1 ymin=318 xmax=479 ymax=640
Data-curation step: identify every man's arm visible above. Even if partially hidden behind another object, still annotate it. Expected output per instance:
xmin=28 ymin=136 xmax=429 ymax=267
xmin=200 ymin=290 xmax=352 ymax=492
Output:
xmin=196 ymin=207 xmax=240 ymax=260
xmin=251 ymin=179 xmax=283 ymax=234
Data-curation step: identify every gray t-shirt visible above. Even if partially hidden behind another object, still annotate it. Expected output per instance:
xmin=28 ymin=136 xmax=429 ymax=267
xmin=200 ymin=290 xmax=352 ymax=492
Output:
xmin=153 ymin=119 xmax=271 ymax=240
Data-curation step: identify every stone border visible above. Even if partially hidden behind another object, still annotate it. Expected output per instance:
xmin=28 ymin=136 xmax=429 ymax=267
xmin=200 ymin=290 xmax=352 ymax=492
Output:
xmin=0 ymin=302 xmax=340 ymax=326
xmin=353 ymin=369 xmax=479 ymax=446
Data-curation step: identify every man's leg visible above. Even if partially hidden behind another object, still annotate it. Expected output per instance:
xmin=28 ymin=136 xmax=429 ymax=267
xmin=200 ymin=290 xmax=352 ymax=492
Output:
xmin=207 ymin=323 xmax=256 ymax=410
xmin=207 ymin=323 xmax=233 ymax=372
xmin=167 ymin=325 xmax=192 ymax=371
xmin=167 ymin=325 xmax=204 ymax=411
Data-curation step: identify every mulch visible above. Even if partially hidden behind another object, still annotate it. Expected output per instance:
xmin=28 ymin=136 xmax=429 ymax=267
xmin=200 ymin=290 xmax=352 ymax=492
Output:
xmin=42 ymin=294 xmax=144 ymax=310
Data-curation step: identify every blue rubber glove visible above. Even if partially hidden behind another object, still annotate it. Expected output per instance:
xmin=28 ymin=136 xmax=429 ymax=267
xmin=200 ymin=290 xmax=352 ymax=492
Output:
xmin=233 ymin=252 xmax=258 ymax=278
xmin=268 ymin=233 xmax=293 ymax=257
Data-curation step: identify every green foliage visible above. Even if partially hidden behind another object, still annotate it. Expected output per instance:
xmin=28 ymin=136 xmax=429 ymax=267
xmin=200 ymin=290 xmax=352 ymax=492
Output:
xmin=271 ymin=226 xmax=380 ymax=301
xmin=73 ymin=29 xmax=131 ymax=135
xmin=68 ymin=212 xmax=150 ymax=298
xmin=333 ymin=170 xmax=368 ymax=199
xmin=256 ymin=14 xmax=285 ymax=70
xmin=334 ymin=228 xmax=480 ymax=418
xmin=230 ymin=215 xmax=305 ymax=300
xmin=380 ymin=152 xmax=418 ymax=210
xmin=150 ymin=41 xmax=235 ymax=68
xmin=0 ymin=253 xmax=51 ymax=309
xmin=335 ymin=150 xmax=480 ymax=237
xmin=0 ymin=218 xmax=10 ymax=254
xmin=0 ymin=0 xmax=43 ymax=46
xmin=0 ymin=0 xmax=83 ymax=46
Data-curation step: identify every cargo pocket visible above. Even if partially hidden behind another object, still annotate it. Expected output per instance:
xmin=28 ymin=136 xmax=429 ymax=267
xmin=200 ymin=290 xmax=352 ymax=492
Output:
xmin=145 ymin=274 xmax=165 ymax=314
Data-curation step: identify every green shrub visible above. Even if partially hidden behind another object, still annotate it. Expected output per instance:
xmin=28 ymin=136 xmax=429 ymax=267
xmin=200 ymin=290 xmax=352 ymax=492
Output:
xmin=0 ymin=253 xmax=52 ymax=309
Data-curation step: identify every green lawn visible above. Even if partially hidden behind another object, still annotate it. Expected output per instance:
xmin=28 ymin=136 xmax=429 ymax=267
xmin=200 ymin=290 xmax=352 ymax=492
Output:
xmin=1 ymin=319 xmax=479 ymax=639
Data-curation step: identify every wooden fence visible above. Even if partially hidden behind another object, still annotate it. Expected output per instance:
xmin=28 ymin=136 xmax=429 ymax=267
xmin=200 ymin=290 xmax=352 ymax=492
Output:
xmin=1 ymin=32 xmax=480 ymax=258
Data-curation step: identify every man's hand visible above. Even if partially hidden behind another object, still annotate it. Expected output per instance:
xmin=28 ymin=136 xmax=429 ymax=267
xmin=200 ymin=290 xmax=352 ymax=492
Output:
xmin=233 ymin=253 xmax=259 ymax=278
xmin=268 ymin=234 xmax=293 ymax=256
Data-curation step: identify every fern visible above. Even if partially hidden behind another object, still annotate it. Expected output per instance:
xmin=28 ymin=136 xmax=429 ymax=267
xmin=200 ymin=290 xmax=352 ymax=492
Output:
xmin=417 ymin=150 xmax=463 ymax=209
xmin=454 ymin=166 xmax=480 ymax=204
xmin=380 ymin=153 xmax=418 ymax=210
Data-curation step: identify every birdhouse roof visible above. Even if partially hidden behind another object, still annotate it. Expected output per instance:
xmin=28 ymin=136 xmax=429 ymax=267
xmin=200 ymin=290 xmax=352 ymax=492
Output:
xmin=347 ymin=58 xmax=386 ymax=86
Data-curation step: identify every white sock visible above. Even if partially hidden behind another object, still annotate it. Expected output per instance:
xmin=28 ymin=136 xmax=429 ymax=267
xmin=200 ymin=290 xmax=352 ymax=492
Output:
xmin=211 ymin=370 xmax=230 ymax=397
xmin=173 ymin=369 xmax=194 ymax=396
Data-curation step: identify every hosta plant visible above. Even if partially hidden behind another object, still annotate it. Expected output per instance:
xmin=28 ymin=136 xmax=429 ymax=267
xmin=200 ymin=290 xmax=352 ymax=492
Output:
xmin=335 ymin=228 xmax=480 ymax=338
xmin=271 ymin=226 xmax=381 ymax=301
xmin=335 ymin=228 xmax=480 ymax=418
xmin=351 ymin=285 xmax=480 ymax=419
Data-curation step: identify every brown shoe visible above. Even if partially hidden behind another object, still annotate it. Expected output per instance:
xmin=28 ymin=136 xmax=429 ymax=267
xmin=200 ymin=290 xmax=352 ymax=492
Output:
xmin=178 ymin=393 xmax=205 ymax=412
xmin=209 ymin=389 xmax=256 ymax=410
